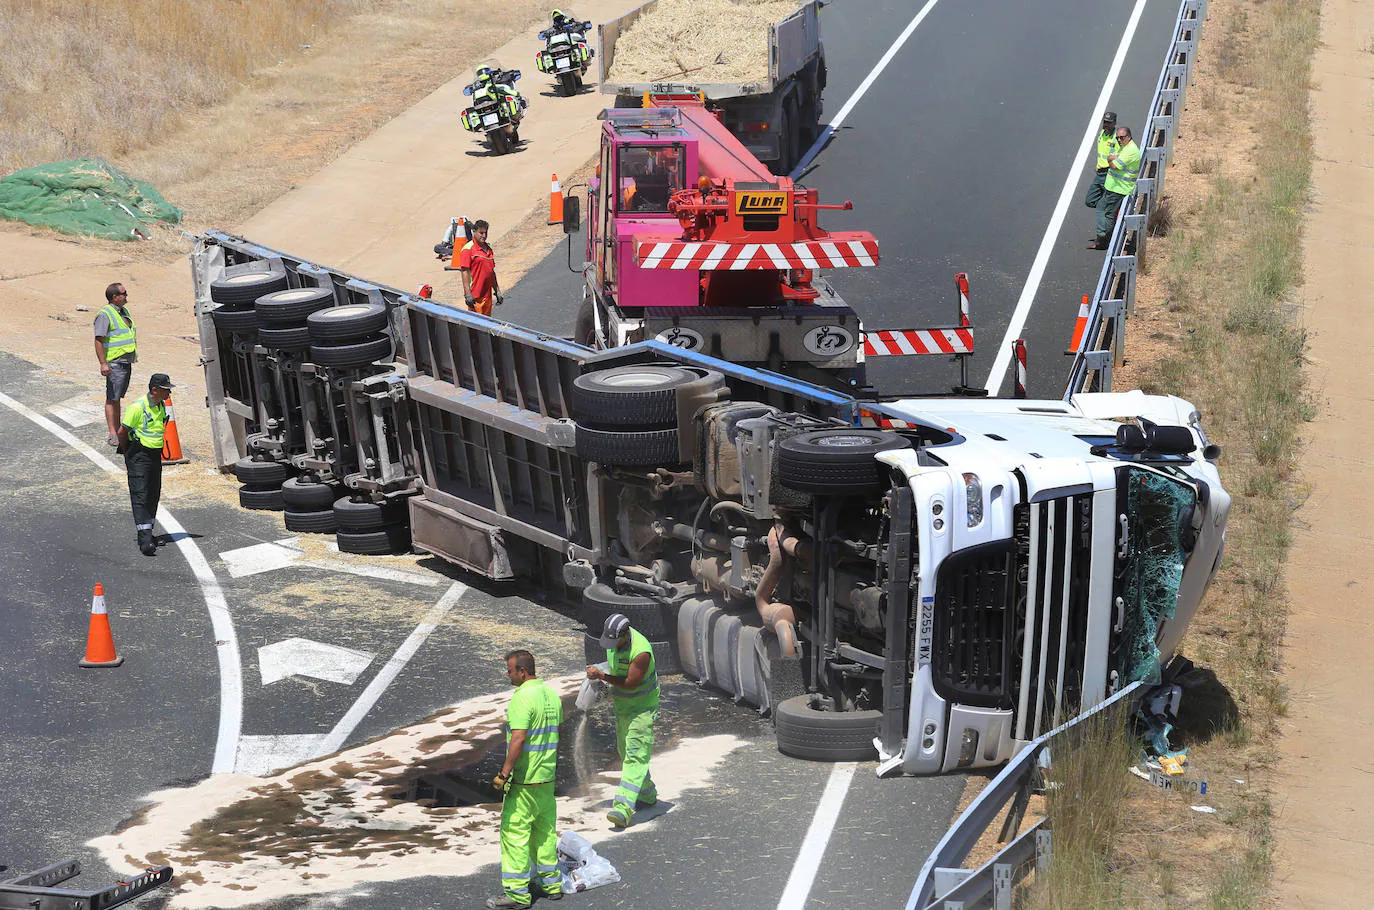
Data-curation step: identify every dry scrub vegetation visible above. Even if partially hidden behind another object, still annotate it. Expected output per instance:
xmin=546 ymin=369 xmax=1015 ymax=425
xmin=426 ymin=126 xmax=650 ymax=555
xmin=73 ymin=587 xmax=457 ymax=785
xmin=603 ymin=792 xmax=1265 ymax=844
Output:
xmin=0 ymin=0 xmax=550 ymax=235
xmin=1028 ymin=0 xmax=1318 ymax=906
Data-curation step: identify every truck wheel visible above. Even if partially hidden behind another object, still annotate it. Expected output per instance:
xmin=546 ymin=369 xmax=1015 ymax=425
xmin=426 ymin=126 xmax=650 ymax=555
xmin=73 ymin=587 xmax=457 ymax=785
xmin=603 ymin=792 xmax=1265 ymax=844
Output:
xmin=574 ymin=299 xmax=596 ymax=348
xmin=575 ymin=425 xmax=680 ymax=466
xmin=283 ymin=508 xmax=338 ymax=533
xmin=337 ymin=524 xmax=411 ymax=555
xmin=239 ymin=484 xmax=286 ymax=511
xmin=774 ymin=695 xmax=880 ymax=762
xmin=234 ymin=457 xmax=291 ymax=485
xmin=309 ymin=335 xmax=393 ymax=369
xmin=210 ymin=271 xmax=289 ymax=308
xmin=307 ymin=303 xmax=388 ymax=343
xmin=254 ymin=287 xmax=335 ymax=326
xmin=256 ymin=325 xmax=313 ymax=349
xmin=210 ymin=306 xmax=260 ymax=335
xmin=776 ymin=429 xmax=911 ymax=494
xmin=579 ymin=583 xmax=676 ymax=641
xmin=571 ymin=365 xmax=699 ymax=429
xmin=333 ymin=496 xmax=409 ymax=531
xmin=281 ymin=477 xmax=340 ymax=511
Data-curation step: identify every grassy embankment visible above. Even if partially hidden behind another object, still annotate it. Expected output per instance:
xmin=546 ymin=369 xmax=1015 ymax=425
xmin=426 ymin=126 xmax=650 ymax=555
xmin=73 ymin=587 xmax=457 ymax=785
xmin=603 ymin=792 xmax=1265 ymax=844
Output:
xmin=1030 ymin=1 xmax=1318 ymax=907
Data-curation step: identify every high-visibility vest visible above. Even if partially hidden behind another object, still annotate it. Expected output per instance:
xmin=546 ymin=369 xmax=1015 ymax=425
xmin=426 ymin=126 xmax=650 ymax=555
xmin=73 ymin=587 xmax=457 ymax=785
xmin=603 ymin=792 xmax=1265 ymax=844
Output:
xmin=507 ymin=677 xmax=562 ymax=784
xmin=1104 ymin=140 xmax=1142 ymax=195
xmin=99 ymin=304 xmax=137 ymax=361
xmin=607 ymin=628 xmax=659 ymax=711
xmin=122 ymin=394 xmax=167 ymax=449
xmin=1095 ymin=130 xmax=1120 ymax=170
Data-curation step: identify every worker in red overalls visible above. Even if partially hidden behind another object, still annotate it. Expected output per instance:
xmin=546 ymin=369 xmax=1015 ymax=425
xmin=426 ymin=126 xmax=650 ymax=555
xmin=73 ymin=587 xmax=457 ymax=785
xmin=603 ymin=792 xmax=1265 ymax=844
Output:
xmin=458 ymin=219 xmax=504 ymax=316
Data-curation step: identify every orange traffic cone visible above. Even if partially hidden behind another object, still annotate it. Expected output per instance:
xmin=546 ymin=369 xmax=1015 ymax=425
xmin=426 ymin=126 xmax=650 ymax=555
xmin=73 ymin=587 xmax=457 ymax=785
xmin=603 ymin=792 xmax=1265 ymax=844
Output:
xmin=79 ymin=583 xmax=124 ymax=668
xmin=449 ymin=217 xmax=467 ymax=269
xmin=1065 ymin=294 xmax=1091 ymax=355
xmin=548 ymin=174 xmax=564 ymax=225
xmin=161 ymin=395 xmax=189 ymax=465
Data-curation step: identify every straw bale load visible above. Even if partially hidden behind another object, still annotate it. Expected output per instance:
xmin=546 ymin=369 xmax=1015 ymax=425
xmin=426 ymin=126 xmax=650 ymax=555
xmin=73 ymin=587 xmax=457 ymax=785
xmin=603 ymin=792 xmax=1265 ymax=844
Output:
xmin=605 ymin=0 xmax=801 ymax=85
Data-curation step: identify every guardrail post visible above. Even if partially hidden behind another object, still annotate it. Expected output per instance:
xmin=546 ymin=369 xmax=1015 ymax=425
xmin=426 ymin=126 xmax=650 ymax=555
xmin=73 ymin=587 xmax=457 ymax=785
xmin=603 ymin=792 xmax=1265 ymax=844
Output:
xmin=1036 ymin=829 xmax=1053 ymax=876
xmin=993 ymin=863 xmax=1013 ymax=910
xmin=933 ymin=867 xmax=972 ymax=897
xmin=1123 ymin=212 xmax=1148 ymax=268
xmin=1083 ymin=351 xmax=1113 ymax=392
xmin=1158 ymin=87 xmax=1181 ymax=162
xmin=1111 ymin=255 xmax=1137 ymax=317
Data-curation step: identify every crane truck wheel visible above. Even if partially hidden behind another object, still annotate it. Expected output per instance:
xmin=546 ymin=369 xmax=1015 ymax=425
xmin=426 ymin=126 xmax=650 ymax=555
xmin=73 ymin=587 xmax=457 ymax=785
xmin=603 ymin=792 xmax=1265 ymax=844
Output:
xmin=307 ymin=303 xmax=389 ymax=343
xmin=571 ymin=365 xmax=699 ymax=429
xmin=239 ymin=484 xmax=287 ymax=511
xmin=579 ymin=582 xmax=677 ymax=641
xmin=308 ymin=335 xmax=393 ymax=370
xmin=776 ymin=429 xmax=911 ymax=495
xmin=574 ymin=300 xmax=596 ymax=348
xmin=254 ymin=287 xmax=335 ymax=326
xmin=209 ymin=271 xmax=289 ymax=309
xmin=210 ymin=306 xmax=261 ymax=335
xmin=574 ymin=425 xmax=681 ymax=467
xmin=773 ymin=695 xmax=880 ymax=762
xmin=234 ymin=457 xmax=292 ymax=486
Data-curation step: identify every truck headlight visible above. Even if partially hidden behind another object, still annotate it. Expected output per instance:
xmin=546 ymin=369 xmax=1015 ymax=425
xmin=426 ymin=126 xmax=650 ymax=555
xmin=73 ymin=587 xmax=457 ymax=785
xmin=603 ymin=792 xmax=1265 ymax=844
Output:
xmin=963 ymin=473 xmax=983 ymax=527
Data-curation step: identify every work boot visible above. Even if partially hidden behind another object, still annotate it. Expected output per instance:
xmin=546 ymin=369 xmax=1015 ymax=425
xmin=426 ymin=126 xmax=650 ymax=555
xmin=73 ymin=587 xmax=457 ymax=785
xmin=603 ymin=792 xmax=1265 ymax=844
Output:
xmin=541 ymin=890 xmax=563 ymax=901
xmin=606 ymin=804 xmax=631 ymax=828
xmin=138 ymin=529 xmax=156 ymax=557
xmin=485 ymin=896 xmax=529 ymax=909
xmin=635 ymin=794 xmax=658 ymax=809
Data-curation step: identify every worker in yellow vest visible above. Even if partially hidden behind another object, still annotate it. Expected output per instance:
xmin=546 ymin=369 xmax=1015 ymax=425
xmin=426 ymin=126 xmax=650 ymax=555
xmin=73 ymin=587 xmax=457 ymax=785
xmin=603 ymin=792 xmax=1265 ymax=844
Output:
xmin=93 ymin=282 xmax=137 ymax=447
xmin=1089 ymin=125 xmax=1141 ymax=250
xmin=490 ymin=649 xmax=563 ymax=909
xmin=587 ymin=612 xmax=659 ymax=828
xmin=1083 ymin=111 xmax=1120 ymax=214
xmin=118 ymin=373 xmax=174 ymax=556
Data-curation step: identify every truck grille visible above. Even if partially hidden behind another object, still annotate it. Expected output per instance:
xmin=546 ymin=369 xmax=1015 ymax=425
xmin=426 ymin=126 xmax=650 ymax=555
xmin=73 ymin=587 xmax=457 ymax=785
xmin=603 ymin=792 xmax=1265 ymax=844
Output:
xmin=1011 ymin=495 xmax=1093 ymax=740
xmin=931 ymin=541 xmax=1018 ymax=709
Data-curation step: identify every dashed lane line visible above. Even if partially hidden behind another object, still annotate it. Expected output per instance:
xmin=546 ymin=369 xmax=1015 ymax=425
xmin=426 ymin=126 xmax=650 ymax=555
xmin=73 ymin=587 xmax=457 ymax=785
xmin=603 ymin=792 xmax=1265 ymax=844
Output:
xmin=0 ymin=390 xmax=245 ymax=774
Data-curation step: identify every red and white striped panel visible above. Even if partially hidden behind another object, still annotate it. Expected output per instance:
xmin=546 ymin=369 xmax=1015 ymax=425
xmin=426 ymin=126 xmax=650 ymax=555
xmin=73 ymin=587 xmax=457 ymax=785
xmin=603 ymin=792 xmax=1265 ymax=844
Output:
xmin=634 ymin=237 xmax=880 ymax=270
xmin=859 ymin=410 xmax=916 ymax=429
xmin=861 ymin=328 xmax=975 ymax=357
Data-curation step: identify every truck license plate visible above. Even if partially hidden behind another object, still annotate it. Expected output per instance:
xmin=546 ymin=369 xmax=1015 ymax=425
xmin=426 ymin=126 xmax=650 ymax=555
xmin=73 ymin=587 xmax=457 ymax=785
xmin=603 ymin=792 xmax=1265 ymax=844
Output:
xmin=482 ymin=113 xmax=498 ymax=127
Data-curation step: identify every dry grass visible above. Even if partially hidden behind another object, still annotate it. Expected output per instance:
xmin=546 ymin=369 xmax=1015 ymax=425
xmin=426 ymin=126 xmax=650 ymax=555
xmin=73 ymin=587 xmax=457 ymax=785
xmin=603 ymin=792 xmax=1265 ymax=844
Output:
xmin=1059 ymin=0 xmax=1318 ymax=905
xmin=0 ymin=0 xmax=552 ymax=237
xmin=604 ymin=0 xmax=800 ymax=84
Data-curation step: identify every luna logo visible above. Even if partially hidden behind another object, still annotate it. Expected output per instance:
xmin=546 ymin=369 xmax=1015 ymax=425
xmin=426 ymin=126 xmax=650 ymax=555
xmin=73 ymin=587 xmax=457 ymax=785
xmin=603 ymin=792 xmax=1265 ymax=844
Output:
xmin=734 ymin=192 xmax=789 ymax=215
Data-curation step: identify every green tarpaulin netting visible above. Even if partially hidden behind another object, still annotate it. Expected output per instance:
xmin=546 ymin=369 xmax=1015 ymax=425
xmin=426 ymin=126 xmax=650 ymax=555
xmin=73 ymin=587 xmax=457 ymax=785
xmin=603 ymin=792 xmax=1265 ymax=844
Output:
xmin=0 ymin=158 xmax=181 ymax=241
xmin=1115 ymin=468 xmax=1194 ymax=685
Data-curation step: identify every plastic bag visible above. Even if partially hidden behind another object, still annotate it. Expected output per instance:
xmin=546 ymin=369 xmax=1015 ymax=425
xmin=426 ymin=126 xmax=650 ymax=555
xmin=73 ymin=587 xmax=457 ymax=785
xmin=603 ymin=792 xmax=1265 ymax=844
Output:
xmin=557 ymin=830 xmax=596 ymax=865
xmin=569 ymin=855 xmax=621 ymax=891
xmin=556 ymin=830 xmax=620 ymax=893
xmin=575 ymin=662 xmax=610 ymax=711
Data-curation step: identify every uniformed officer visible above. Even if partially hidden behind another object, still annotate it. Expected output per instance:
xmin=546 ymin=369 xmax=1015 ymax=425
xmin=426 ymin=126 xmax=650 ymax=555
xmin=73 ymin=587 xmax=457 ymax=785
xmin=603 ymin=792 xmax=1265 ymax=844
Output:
xmin=1089 ymin=125 xmax=1142 ymax=250
xmin=118 ymin=373 xmax=173 ymax=556
xmin=587 ymin=613 xmax=659 ymax=828
xmin=1083 ymin=111 xmax=1120 ymax=215
xmin=490 ymin=649 xmax=563 ymax=909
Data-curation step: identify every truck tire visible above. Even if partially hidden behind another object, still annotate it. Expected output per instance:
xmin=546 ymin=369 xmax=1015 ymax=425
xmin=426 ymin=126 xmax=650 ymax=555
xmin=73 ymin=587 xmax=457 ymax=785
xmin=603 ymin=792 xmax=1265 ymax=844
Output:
xmin=333 ymin=496 xmax=409 ymax=531
xmin=776 ymin=429 xmax=911 ymax=495
xmin=309 ymin=335 xmax=393 ymax=370
xmin=239 ymin=484 xmax=286 ymax=511
xmin=574 ymin=425 xmax=680 ymax=466
xmin=574 ymin=299 xmax=596 ymax=348
xmin=255 ymin=287 xmax=335 ymax=326
xmin=571 ymin=366 xmax=698 ymax=429
xmin=337 ymin=524 xmax=411 ymax=555
xmin=579 ymin=583 xmax=676 ymax=641
xmin=307 ymin=303 xmax=388 ymax=343
xmin=256 ymin=325 xmax=313 ymax=349
xmin=281 ymin=477 xmax=340 ymax=511
xmin=774 ymin=695 xmax=880 ymax=762
xmin=283 ymin=508 xmax=338 ymax=533
xmin=210 ymin=271 xmax=289 ymax=309
xmin=210 ymin=306 xmax=260 ymax=335
xmin=233 ymin=457 xmax=291 ymax=485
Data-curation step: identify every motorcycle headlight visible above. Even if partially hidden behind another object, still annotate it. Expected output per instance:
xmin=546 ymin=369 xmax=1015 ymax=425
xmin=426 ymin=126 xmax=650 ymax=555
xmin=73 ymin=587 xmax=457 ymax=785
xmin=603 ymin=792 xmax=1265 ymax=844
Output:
xmin=963 ymin=473 xmax=984 ymax=527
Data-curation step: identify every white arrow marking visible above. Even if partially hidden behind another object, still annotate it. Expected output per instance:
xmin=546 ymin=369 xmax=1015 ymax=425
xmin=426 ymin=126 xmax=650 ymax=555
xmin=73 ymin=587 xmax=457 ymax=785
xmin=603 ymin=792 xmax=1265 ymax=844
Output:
xmin=48 ymin=393 xmax=106 ymax=428
xmin=219 ymin=538 xmax=441 ymax=586
xmin=235 ymin=734 xmax=329 ymax=777
xmin=258 ymin=637 xmax=376 ymax=686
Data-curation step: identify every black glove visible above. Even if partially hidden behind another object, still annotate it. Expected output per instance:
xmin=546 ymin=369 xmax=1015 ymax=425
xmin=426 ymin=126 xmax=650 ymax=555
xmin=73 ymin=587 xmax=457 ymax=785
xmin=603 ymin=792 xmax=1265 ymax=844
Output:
xmin=493 ymin=289 xmax=504 ymax=307
xmin=464 ymin=293 xmax=476 ymax=307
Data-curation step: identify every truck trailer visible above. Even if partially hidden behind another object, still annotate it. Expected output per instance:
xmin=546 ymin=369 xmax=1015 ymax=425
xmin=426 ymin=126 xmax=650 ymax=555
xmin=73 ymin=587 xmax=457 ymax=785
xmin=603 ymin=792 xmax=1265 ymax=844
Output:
xmin=192 ymin=231 xmax=1229 ymax=774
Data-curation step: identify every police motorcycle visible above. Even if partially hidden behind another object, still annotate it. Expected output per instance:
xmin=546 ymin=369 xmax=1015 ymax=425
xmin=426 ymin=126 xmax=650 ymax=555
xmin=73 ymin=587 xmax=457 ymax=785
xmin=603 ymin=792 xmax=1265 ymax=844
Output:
xmin=459 ymin=65 xmax=527 ymax=155
xmin=535 ymin=9 xmax=594 ymax=97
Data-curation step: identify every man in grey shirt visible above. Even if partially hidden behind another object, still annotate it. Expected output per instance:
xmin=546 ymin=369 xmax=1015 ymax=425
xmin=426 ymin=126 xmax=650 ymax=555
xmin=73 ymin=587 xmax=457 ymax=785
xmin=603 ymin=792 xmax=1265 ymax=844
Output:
xmin=93 ymin=282 xmax=138 ymax=447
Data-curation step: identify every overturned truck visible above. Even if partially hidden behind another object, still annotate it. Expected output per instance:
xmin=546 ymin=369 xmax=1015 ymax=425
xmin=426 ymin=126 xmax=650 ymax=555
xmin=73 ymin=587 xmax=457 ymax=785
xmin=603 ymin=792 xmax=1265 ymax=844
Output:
xmin=192 ymin=232 xmax=1230 ymax=775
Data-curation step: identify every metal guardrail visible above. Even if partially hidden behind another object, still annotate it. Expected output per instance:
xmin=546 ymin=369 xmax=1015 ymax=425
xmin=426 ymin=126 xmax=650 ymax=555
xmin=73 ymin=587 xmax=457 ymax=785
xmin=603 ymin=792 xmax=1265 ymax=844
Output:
xmin=0 ymin=860 xmax=172 ymax=910
xmin=906 ymin=682 xmax=1145 ymax=910
xmin=1064 ymin=0 xmax=1208 ymax=399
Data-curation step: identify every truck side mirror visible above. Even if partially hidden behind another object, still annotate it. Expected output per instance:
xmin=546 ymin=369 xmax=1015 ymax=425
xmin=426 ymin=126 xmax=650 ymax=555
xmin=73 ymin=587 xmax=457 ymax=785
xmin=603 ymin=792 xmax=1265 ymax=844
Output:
xmin=563 ymin=196 xmax=581 ymax=234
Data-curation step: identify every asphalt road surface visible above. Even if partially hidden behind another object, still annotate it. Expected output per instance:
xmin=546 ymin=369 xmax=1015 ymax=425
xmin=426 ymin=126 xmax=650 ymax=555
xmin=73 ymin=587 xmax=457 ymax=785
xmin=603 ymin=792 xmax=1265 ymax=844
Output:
xmin=1 ymin=3 xmax=1187 ymax=908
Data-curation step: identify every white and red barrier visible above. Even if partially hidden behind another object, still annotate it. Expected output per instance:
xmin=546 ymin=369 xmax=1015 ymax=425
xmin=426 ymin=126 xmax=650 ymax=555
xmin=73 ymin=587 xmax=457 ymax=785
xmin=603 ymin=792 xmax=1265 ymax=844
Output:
xmin=634 ymin=237 xmax=879 ymax=270
xmin=861 ymin=328 xmax=975 ymax=357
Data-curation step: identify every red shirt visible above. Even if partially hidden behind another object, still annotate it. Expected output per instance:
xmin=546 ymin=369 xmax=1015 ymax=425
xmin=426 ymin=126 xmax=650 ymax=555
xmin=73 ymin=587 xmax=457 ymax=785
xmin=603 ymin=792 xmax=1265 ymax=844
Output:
xmin=459 ymin=240 xmax=497 ymax=298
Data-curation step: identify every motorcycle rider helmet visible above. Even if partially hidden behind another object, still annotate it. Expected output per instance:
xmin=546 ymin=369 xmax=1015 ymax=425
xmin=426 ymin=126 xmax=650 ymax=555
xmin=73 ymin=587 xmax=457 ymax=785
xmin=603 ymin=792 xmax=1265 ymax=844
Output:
xmin=475 ymin=65 xmax=494 ymax=82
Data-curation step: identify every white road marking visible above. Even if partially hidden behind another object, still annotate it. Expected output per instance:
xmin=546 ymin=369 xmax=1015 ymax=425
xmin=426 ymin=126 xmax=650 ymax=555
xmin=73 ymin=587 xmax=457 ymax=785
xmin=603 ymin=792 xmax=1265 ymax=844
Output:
xmin=0 ymin=391 xmax=244 ymax=774
xmin=983 ymin=0 xmax=1150 ymax=394
xmin=776 ymin=762 xmax=857 ymax=909
xmin=48 ymin=393 xmax=105 ymax=428
xmin=235 ymin=733 xmax=329 ymax=777
xmin=317 ymin=581 xmax=467 ymax=756
xmin=219 ymin=537 xmax=442 ymax=586
xmin=790 ymin=0 xmax=943 ymax=179
xmin=258 ymin=637 xmax=376 ymax=686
